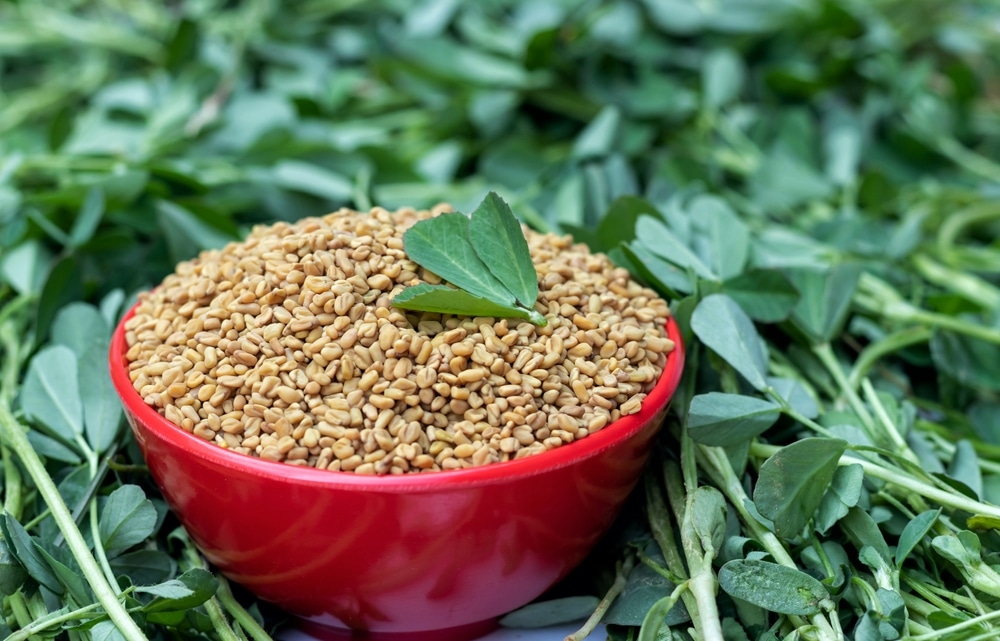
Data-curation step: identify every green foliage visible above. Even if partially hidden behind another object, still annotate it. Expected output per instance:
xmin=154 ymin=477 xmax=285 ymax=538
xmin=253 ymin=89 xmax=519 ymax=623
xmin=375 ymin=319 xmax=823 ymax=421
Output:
xmin=1 ymin=0 xmax=1000 ymax=639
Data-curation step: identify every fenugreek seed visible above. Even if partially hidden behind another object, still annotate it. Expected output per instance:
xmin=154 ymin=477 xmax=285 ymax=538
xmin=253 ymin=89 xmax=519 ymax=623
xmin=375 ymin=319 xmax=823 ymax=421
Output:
xmin=499 ymin=437 xmax=519 ymax=453
xmin=571 ymin=379 xmax=589 ymax=403
xmin=453 ymin=443 xmax=475 ymax=458
xmin=217 ymin=375 xmax=245 ymax=389
xmin=276 ymin=386 xmax=303 ymax=405
xmin=620 ymin=397 xmax=642 ymax=415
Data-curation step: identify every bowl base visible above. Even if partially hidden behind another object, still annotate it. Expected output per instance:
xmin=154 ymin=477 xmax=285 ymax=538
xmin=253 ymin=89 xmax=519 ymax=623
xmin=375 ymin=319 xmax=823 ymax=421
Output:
xmin=296 ymin=617 xmax=498 ymax=641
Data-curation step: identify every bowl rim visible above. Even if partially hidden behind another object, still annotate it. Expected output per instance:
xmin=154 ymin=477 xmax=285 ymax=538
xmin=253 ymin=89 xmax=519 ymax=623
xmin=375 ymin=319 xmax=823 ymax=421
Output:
xmin=110 ymin=305 xmax=685 ymax=492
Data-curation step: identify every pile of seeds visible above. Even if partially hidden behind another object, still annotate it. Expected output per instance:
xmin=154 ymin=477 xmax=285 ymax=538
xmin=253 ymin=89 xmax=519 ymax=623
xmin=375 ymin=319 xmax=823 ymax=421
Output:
xmin=123 ymin=205 xmax=675 ymax=474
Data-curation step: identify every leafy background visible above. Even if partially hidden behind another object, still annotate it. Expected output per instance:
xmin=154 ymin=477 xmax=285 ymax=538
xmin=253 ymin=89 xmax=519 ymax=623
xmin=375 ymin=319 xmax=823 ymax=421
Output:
xmin=2 ymin=0 xmax=1000 ymax=640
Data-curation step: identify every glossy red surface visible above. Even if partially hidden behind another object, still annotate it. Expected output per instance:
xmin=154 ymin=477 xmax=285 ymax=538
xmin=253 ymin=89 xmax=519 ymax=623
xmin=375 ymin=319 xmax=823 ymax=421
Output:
xmin=110 ymin=311 xmax=684 ymax=639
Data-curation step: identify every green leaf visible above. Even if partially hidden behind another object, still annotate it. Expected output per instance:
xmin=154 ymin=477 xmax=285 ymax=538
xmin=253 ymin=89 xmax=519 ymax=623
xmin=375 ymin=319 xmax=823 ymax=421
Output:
xmin=467 ymin=191 xmax=538 ymax=307
xmin=718 ymin=560 xmax=829 ymax=616
xmin=156 ymin=200 xmax=236 ymax=255
xmin=79 ymin=341 xmax=122 ymax=454
xmin=604 ymin=559 xmax=689 ymax=627
xmin=91 ymin=620 xmax=128 ymax=641
xmin=702 ymin=48 xmax=745 ymax=109
xmin=721 ymin=269 xmax=799 ymax=323
xmin=896 ymin=509 xmax=941 ymax=567
xmin=99 ymin=485 xmax=158 ymax=557
xmin=692 ymin=195 xmax=749 ymax=281
xmin=687 ymin=393 xmax=781 ymax=446
xmin=51 ymin=302 xmax=109 ymax=358
xmin=691 ymin=294 xmax=769 ymax=391
xmin=636 ymin=216 xmax=717 ymax=281
xmin=110 ymin=550 xmax=175 ymax=586
xmin=69 ymin=187 xmax=105 ymax=248
xmin=1 ymin=514 xmax=62 ymax=594
xmin=403 ymin=212 xmax=515 ymax=304
xmin=34 ymin=544 xmax=91 ymax=605
xmin=270 ymin=160 xmax=353 ymax=202
xmin=135 ymin=579 xmax=197 ymax=600
xmin=948 ymin=440 xmax=983 ymax=499
xmin=840 ymin=507 xmax=891 ymax=564
xmin=21 ymin=345 xmax=83 ymax=439
xmin=621 ymin=242 xmax=694 ymax=296
xmin=573 ymin=105 xmax=621 ymax=159
xmin=814 ymin=464 xmax=864 ymax=535
xmin=143 ymin=568 xmax=217 ymax=614
xmin=766 ymin=377 xmax=819 ymax=419
xmin=392 ymin=284 xmax=536 ymax=322
xmin=787 ymin=264 xmax=861 ymax=344
xmin=0 ymin=240 xmax=54 ymax=295
xmin=930 ymin=330 xmax=1000 ymax=391
xmin=499 ymin=596 xmax=600 ymax=628
xmin=754 ymin=438 xmax=847 ymax=538
xmin=596 ymin=196 xmax=660 ymax=252
xmin=690 ymin=486 xmax=727 ymax=556
xmin=0 ymin=539 xmax=29 ymax=596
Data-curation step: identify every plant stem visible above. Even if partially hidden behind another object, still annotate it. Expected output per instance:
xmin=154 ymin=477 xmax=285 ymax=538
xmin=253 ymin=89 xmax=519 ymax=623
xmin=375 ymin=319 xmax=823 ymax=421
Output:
xmin=0 ymin=402 xmax=149 ymax=641
xmin=812 ymin=344 xmax=876 ymax=435
xmin=203 ymin=595 xmax=243 ymax=641
xmin=2 ymin=445 xmax=23 ymax=519
xmin=5 ymin=602 xmax=104 ymax=641
xmin=750 ymin=442 xmax=1000 ymax=520
xmin=847 ymin=326 xmax=933 ymax=389
xmin=565 ymin=553 xmax=636 ymax=641
xmin=698 ymin=446 xmax=843 ymax=641
xmin=216 ymin=576 xmax=274 ymax=641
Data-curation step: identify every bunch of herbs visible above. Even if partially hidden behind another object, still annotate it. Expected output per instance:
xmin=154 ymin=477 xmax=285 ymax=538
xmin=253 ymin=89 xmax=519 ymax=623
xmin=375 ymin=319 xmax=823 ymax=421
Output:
xmin=2 ymin=0 xmax=1000 ymax=640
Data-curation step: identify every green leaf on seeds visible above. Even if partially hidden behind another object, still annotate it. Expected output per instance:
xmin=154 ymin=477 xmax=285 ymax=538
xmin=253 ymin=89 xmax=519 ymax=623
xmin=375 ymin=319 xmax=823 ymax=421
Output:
xmin=499 ymin=596 xmax=600 ymax=628
xmin=392 ymin=284 xmax=536 ymax=321
xmin=395 ymin=193 xmax=545 ymax=325
xmin=718 ymin=559 xmax=829 ymax=616
xmin=687 ymin=393 xmax=781 ymax=447
xmin=691 ymin=294 xmax=769 ymax=391
xmin=754 ymin=438 xmax=847 ymax=539
xmin=21 ymin=345 xmax=84 ymax=439
xmin=403 ymin=211 xmax=514 ymax=303
xmin=467 ymin=192 xmax=538 ymax=308
xmin=99 ymin=485 xmax=158 ymax=557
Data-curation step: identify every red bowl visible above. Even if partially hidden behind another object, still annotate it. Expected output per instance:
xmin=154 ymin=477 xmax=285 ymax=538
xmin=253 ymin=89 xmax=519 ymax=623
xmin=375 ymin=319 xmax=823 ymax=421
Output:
xmin=110 ymin=309 xmax=684 ymax=640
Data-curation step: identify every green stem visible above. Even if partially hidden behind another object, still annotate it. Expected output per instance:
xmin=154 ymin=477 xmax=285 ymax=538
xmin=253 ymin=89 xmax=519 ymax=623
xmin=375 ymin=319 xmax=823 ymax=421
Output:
xmin=937 ymin=200 xmax=1000 ymax=255
xmin=860 ymin=379 xmax=917 ymax=464
xmin=910 ymin=606 xmax=1000 ymax=640
xmin=0 ymin=402 xmax=148 ymax=641
xmin=912 ymin=253 xmax=1000 ymax=310
xmin=637 ymin=581 xmax=690 ymax=641
xmin=203 ymin=595 xmax=243 ymax=641
xmin=216 ymin=576 xmax=274 ymax=641
xmin=751 ymin=442 xmax=1000 ymax=520
xmin=698 ymin=447 xmax=842 ymax=641
xmin=2 ymin=445 xmax=23 ymax=519
xmin=564 ymin=553 xmax=636 ymax=641
xmin=909 ymin=308 xmax=1000 ymax=345
xmin=812 ymin=344 xmax=876 ymax=435
xmin=5 ymin=602 xmax=104 ymax=641
xmin=847 ymin=326 xmax=933 ymax=389
xmin=679 ymin=435 xmax=725 ymax=641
